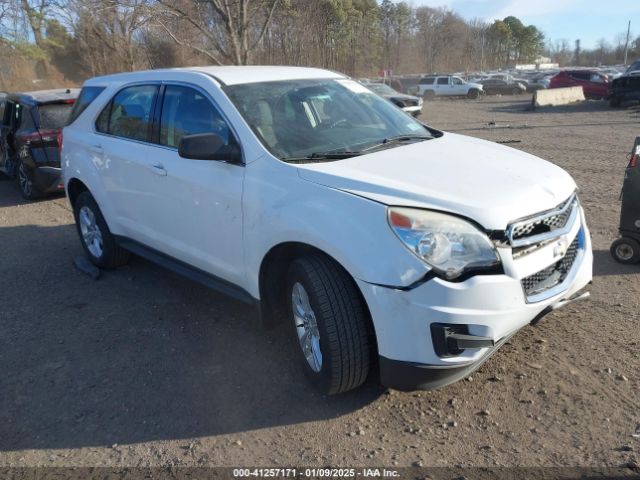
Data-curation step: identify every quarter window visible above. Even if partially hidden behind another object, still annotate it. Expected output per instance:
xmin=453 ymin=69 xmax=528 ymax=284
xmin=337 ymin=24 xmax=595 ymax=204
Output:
xmin=159 ymin=85 xmax=229 ymax=148
xmin=97 ymin=84 xmax=158 ymax=142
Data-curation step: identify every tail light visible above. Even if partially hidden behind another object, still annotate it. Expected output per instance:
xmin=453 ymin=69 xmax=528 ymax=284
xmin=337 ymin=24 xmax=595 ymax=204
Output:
xmin=630 ymin=150 xmax=639 ymax=169
xmin=18 ymin=131 xmax=41 ymax=143
xmin=58 ymin=130 xmax=63 ymax=157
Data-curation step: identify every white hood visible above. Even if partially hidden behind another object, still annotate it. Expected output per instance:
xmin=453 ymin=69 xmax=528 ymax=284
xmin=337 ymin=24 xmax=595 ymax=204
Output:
xmin=296 ymin=132 xmax=576 ymax=230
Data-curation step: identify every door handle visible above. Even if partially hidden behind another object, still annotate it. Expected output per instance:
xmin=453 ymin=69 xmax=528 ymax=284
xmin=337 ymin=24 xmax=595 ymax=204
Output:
xmin=90 ymin=144 xmax=103 ymax=154
xmin=149 ymin=162 xmax=167 ymax=176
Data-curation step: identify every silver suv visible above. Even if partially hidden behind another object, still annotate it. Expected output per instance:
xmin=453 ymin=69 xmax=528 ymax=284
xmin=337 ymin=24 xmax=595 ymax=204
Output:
xmin=414 ymin=75 xmax=484 ymax=100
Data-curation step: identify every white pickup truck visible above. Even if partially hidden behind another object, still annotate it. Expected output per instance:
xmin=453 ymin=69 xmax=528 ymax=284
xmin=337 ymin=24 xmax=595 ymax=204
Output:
xmin=415 ymin=75 xmax=484 ymax=99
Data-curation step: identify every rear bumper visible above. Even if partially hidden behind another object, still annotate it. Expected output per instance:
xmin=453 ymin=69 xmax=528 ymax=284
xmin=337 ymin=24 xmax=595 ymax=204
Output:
xmin=33 ymin=166 xmax=63 ymax=193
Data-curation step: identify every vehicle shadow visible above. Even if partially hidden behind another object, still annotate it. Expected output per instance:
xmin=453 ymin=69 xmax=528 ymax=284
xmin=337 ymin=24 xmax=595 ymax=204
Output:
xmin=0 ymin=178 xmax=66 ymax=208
xmin=488 ymin=98 xmax=612 ymax=115
xmin=0 ymin=224 xmax=383 ymax=452
xmin=592 ymin=248 xmax=640 ymax=277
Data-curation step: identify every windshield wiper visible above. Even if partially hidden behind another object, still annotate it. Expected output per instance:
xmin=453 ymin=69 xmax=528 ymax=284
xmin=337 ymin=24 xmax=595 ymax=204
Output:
xmin=360 ymin=135 xmax=432 ymax=153
xmin=282 ymin=151 xmax=362 ymax=163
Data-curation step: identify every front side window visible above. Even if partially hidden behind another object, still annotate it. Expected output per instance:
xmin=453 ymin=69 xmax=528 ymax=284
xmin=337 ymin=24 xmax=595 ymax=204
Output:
xmin=451 ymin=77 xmax=463 ymax=85
xmin=97 ymin=84 xmax=158 ymax=142
xmin=159 ymin=85 xmax=229 ymax=148
xmin=224 ymin=78 xmax=433 ymax=161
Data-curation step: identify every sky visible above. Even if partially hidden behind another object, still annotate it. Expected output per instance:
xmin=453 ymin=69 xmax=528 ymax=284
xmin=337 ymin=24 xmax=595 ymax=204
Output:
xmin=409 ymin=0 xmax=640 ymax=50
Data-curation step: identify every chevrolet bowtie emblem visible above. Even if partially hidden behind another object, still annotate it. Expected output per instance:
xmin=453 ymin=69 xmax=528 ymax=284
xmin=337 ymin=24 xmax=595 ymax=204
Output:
xmin=553 ymin=239 xmax=568 ymax=258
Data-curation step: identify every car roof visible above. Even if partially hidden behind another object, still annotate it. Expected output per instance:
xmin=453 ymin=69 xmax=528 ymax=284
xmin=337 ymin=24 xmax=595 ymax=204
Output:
xmin=84 ymin=66 xmax=346 ymax=86
xmin=8 ymin=88 xmax=80 ymax=105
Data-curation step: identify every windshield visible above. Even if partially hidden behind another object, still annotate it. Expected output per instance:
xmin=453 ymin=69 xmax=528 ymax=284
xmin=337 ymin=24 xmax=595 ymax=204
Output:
xmin=368 ymin=83 xmax=398 ymax=95
xmin=224 ymin=78 xmax=432 ymax=161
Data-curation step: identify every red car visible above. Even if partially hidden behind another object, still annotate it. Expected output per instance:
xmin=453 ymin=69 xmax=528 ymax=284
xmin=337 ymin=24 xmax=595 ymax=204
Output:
xmin=549 ymin=70 xmax=610 ymax=99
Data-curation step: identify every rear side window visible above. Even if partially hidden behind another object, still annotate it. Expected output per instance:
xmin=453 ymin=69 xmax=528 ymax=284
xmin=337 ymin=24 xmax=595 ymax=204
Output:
xmin=570 ymin=72 xmax=590 ymax=81
xmin=437 ymin=77 xmax=449 ymax=85
xmin=96 ymin=84 xmax=158 ymax=142
xmin=38 ymin=103 xmax=74 ymax=129
xmin=68 ymin=86 xmax=104 ymax=125
xmin=159 ymin=85 xmax=229 ymax=148
xmin=420 ymin=77 xmax=434 ymax=85
xmin=0 ymin=98 xmax=5 ymax=122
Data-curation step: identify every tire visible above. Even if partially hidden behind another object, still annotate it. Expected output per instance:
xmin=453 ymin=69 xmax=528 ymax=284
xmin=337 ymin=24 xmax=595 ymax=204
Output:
xmin=610 ymin=96 xmax=621 ymax=108
xmin=512 ymin=87 xmax=521 ymax=95
xmin=17 ymin=161 xmax=42 ymax=200
xmin=467 ymin=89 xmax=480 ymax=99
xmin=423 ymin=91 xmax=435 ymax=101
xmin=73 ymin=191 xmax=130 ymax=269
xmin=610 ymin=237 xmax=640 ymax=264
xmin=286 ymin=254 xmax=371 ymax=395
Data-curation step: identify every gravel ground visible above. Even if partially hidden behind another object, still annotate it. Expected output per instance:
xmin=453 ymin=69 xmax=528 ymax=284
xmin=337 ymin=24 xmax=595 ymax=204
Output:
xmin=0 ymin=96 xmax=639 ymax=472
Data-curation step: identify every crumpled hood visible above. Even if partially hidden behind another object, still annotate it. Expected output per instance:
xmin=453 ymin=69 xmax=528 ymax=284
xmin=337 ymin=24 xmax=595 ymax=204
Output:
xmin=296 ymin=132 xmax=576 ymax=230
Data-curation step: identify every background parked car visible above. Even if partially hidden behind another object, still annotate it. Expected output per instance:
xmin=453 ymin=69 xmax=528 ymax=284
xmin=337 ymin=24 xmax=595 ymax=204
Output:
xmin=366 ymin=82 xmax=423 ymax=116
xmin=609 ymin=72 xmax=640 ymax=107
xmin=625 ymin=59 xmax=640 ymax=75
xmin=0 ymin=89 xmax=78 ymax=199
xmin=478 ymin=78 xmax=527 ymax=95
xmin=416 ymin=75 xmax=484 ymax=99
xmin=484 ymin=73 xmax=530 ymax=91
xmin=549 ymin=70 xmax=609 ymax=99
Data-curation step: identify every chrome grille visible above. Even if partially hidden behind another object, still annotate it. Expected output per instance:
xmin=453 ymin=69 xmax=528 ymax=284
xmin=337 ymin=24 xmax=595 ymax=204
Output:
xmin=507 ymin=193 xmax=577 ymax=247
xmin=521 ymin=235 xmax=580 ymax=297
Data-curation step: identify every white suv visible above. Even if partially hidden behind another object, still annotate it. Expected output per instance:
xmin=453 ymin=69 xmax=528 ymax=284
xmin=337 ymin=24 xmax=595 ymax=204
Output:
xmin=415 ymin=75 xmax=484 ymax=99
xmin=62 ymin=66 xmax=592 ymax=394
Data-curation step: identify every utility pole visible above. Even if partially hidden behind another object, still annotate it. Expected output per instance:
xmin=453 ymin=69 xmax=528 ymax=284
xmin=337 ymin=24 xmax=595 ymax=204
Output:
xmin=623 ymin=20 xmax=631 ymax=65
xmin=480 ymin=31 xmax=485 ymax=72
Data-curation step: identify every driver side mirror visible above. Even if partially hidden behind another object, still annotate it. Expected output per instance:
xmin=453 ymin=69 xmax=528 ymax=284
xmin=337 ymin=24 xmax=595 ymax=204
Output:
xmin=178 ymin=133 xmax=242 ymax=163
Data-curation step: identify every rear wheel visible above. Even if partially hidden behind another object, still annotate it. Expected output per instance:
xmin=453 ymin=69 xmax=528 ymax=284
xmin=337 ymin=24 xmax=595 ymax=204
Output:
xmin=287 ymin=254 xmax=371 ymax=395
xmin=17 ymin=161 xmax=42 ymax=200
xmin=73 ymin=191 xmax=130 ymax=269
xmin=609 ymin=96 xmax=621 ymax=108
xmin=423 ymin=91 xmax=435 ymax=101
xmin=610 ymin=237 xmax=640 ymax=264
xmin=512 ymin=87 xmax=521 ymax=95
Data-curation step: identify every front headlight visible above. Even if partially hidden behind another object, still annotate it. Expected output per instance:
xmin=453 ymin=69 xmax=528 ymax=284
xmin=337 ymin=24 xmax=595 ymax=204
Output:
xmin=388 ymin=207 xmax=501 ymax=280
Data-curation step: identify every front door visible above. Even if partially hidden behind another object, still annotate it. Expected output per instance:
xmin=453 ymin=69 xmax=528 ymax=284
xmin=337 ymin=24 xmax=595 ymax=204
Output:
xmin=141 ymin=84 xmax=246 ymax=286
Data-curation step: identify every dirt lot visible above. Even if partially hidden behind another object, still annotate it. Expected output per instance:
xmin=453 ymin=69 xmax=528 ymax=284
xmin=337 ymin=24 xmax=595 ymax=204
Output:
xmin=0 ymin=96 xmax=639 ymax=473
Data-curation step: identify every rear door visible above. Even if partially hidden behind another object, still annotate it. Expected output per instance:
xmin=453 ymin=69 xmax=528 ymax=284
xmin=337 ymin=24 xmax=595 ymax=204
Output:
xmin=435 ymin=77 xmax=450 ymax=96
xmin=92 ymin=83 xmax=161 ymax=242
xmin=0 ymin=99 xmax=18 ymax=174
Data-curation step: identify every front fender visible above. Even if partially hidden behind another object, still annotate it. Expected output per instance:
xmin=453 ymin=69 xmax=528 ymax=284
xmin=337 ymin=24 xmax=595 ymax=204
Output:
xmin=242 ymin=157 xmax=429 ymax=298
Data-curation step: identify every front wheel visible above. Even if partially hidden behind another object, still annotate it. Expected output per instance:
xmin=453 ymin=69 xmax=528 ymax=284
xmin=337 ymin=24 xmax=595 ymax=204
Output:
xmin=610 ymin=96 xmax=621 ymax=108
xmin=287 ymin=255 xmax=371 ymax=395
xmin=73 ymin=191 xmax=130 ymax=269
xmin=610 ymin=237 xmax=640 ymax=264
xmin=467 ymin=89 xmax=480 ymax=99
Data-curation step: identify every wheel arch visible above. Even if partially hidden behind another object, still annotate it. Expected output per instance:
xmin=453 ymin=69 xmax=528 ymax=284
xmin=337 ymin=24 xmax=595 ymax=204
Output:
xmin=66 ymin=177 xmax=89 ymax=208
xmin=257 ymin=241 xmax=377 ymax=350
